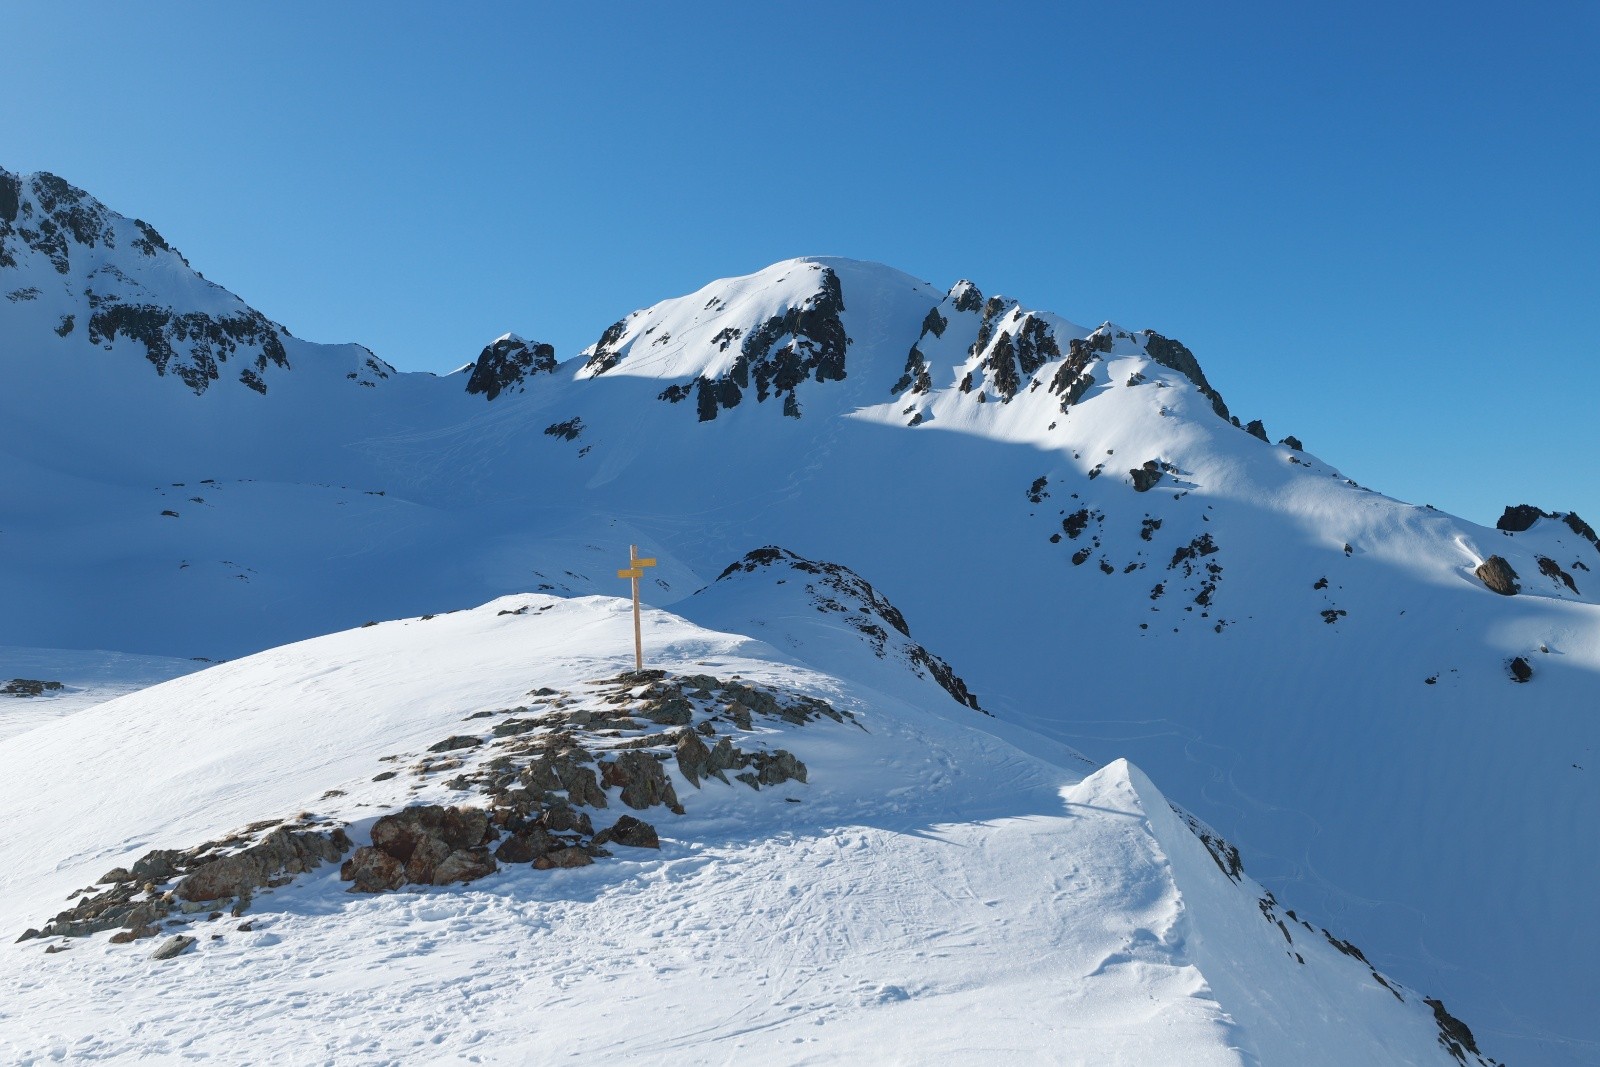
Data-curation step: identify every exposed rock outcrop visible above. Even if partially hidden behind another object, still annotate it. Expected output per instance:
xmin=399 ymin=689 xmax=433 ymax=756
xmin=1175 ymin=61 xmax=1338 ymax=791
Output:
xmin=341 ymin=805 xmax=497 ymax=892
xmin=1140 ymin=331 xmax=1230 ymax=420
xmin=1495 ymin=504 xmax=1550 ymax=532
xmin=1474 ymin=556 xmax=1519 ymax=596
xmin=23 ymin=823 xmax=349 ymax=940
xmin=464 ymin=334 xmax=557 ymax=400
xmin=2 ymin=678 xmax=63 ymax=697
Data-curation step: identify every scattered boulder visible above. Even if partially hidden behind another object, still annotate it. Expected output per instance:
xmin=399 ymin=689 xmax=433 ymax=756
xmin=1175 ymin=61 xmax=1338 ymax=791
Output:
xmin=534 ymin=847 xmax=593 ymax=870
xmin=340 ymin=847 xmax=406 ymax=892
xmin=1130 ymin=461 xmax=1164 ymax=493
xmin=428 ymin=735 xmax=483 ymax=753
xmin=131 ymin=849 xmax=184 ymax=884
xmin=1509 ymin=657 xmax=1533 ymax=683
xmin=342 ymin=805 xmax=498 ymax=892
xmin=593 ymin=815 xmax=660 ymax=849
xmin=674 ymin=729 xmax=716 ymax=787
xmin=493 ymin=828 xmax=554 ymax=864
xmin=1 ymin=678 xmax=64 ymax=698
xmin=1474 ymin=556 xmax=1520 ymax=596
xmin=176 ymin=827 xmax=350 ymax=902
xmin=150 ymin=935 xmax=196 ymax=961
xmin=600 ymin=752 xmax=684 ymax=813
xmin=1244 ymin=419 xmax=1269 ymax=442
xmin=1280 ymin=436 xmax=1304 ymax=451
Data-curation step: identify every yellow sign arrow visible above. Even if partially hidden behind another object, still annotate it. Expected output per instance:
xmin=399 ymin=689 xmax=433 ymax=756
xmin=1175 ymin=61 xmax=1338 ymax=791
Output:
xmin=617 ymin=568 xmax=642 ymax=579
xmin=632 ymin=557 xmax=657 ymax=568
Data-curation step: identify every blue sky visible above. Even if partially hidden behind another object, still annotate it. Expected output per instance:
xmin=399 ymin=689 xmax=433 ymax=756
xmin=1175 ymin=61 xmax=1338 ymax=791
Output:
xmin=4 ymin=1 xmax=1596 ymax=525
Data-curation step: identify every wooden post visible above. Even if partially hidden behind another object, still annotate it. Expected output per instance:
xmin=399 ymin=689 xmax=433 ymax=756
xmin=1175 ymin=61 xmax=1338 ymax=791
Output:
xmin=617 ymin=545 xmax=656 ymax=671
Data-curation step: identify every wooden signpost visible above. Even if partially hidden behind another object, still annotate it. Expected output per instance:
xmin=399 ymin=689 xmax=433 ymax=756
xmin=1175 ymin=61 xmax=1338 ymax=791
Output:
xmin=617 ymin=545 xmax=657 ymax=670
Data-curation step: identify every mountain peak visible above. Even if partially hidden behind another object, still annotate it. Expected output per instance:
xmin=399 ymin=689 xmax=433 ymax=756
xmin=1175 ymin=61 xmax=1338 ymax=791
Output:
xmin=464 ymin=334 xmax=556 ymax=400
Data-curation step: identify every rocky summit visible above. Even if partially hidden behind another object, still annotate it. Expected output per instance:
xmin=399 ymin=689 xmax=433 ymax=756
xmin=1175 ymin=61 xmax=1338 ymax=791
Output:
xmin=2 ymin=165 xmax=1593 ymax=1065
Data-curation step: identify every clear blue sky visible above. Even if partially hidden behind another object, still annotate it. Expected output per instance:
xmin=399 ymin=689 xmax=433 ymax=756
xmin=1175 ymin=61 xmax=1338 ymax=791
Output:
xmin=4 ymin=1 xmax=1596 ymax=526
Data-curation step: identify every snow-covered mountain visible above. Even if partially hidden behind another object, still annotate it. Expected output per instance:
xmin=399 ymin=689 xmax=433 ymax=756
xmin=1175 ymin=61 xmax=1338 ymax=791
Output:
xmin=4 ymin=167 xmax=1595 ymax=1063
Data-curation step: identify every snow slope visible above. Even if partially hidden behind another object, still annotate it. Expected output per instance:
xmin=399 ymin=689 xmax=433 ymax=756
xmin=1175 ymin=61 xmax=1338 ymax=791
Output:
xmin=0 ymin=592 xmax=1485 ymax=1065
xmin=2 ymin=166 xmax=1593 ymax=1061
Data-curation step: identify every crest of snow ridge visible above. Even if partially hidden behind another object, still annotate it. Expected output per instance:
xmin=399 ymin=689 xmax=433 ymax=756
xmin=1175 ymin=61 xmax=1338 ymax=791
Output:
xmin=0 ymin=166 xmax=324 ymax=397
xmin=709 ymin=546 xmax=984 ymax=713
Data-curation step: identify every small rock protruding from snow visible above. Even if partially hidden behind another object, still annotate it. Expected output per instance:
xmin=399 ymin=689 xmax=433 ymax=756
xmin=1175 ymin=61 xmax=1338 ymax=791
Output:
xmin=1474 ymin=555 xmax=1520 ymax=596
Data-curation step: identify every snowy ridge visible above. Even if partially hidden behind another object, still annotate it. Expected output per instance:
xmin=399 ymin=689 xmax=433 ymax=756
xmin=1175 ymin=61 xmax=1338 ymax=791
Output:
xmin=0 ymin=595 xmax=1487 ymax=1065
xmin=0 ymin=167 xmax=396 ymax=398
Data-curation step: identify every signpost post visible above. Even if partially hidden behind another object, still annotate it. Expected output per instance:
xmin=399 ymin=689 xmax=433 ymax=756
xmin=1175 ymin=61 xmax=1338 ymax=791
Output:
xmin=617 ymin=545 xmax=657 ymax=671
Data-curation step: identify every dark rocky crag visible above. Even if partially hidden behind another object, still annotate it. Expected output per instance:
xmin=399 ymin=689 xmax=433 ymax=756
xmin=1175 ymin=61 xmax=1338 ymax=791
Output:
xmin=1140 ymin=331 xmax=1231 ymax=420
xmin=0 ymin=167 xmax=309 ymax=396
xmin=464 ymin=335 xmax=557 ymax=400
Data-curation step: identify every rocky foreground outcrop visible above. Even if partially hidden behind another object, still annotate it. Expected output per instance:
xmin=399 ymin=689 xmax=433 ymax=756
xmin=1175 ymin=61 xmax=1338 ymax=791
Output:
xmin=19 ymin=823 xmax=350 ymax=943
xmin=20 ymin=669 xmax=842 ymax=950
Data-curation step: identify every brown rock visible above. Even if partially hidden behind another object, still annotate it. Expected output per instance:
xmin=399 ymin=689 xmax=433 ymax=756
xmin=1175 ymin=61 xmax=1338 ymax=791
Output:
xmin=494 ymin=829 xmax=551 ymax=864
xmin=600 ymin=752 xmax=683 ymax=813
xmin=130 ymin=850 xmax=184 ymax=884
xmin=540 ymin=801 xmax=593 ymax=835
xmin=340 ymin=847 xmax=406 ymax=893
xmin=594 ymin=815 xmax=660 ymax=849
xmin=176 ymin=827 xmax=349 ymax=902
xmin=1475 ymin=556 xmax=1520 ymax=596
xmin=675 ymin=729 xmax=713 ymax=787
xmin=402 ymin=836 xmax=453 ymax=884
xmin=430 ymin=848 xmax=497 ymax=886
xmin=370 ymin=806 xmax=491 ymax=862
xmin=534 ymin=848 xmax=594 ymax=870
xmin=1538 ymin=555 xmax=1579 ymax=594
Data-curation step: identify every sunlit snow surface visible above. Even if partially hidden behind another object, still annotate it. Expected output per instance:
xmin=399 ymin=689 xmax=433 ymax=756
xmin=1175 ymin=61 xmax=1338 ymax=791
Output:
xmin=0 ymin=598 xmax=1464 ymax=1065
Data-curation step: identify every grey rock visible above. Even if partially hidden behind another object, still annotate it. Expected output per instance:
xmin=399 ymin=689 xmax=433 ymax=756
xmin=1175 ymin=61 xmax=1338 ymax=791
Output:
xmin=151 ymin=935 xmax=196 ymax=961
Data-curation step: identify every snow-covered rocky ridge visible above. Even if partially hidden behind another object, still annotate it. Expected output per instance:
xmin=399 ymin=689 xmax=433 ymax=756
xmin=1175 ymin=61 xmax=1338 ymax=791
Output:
xmin=0 ymin=583 xmax=1490 ymax=1065
xmin=3 ymin=167 xmax=1596 ymax=1062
